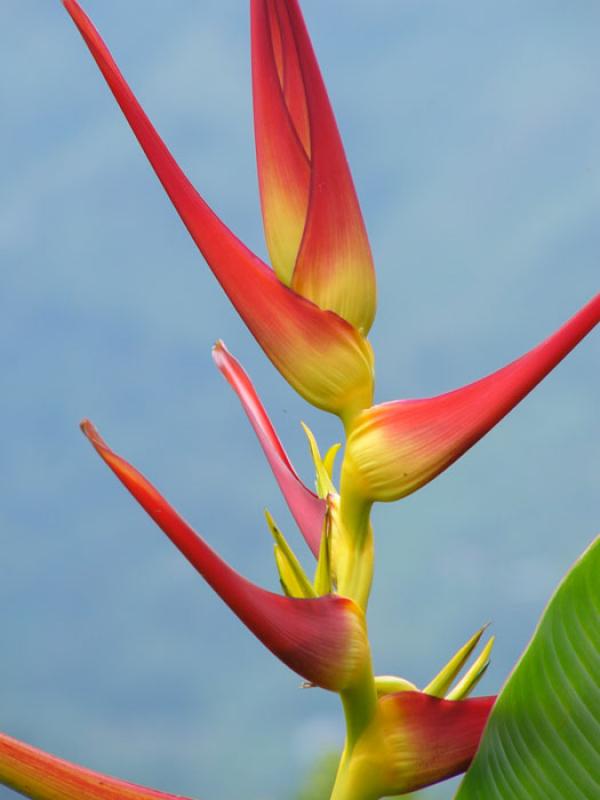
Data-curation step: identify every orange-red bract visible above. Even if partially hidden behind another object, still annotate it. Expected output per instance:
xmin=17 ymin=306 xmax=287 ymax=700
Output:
xmin=376 ymin=692 xmax=495 ymax=794
xmin=0 ymin=732 xmax=193 ymax=800
xmin=81 ymin=421 xmax=368 ymax=693
xmin=344 ymin=294 xmax=600 ymax=503
xmin=251 ymin=0 xmax=376 ymax=333
xmin=343 ymin=692 xmax=495 ymax=796
xmin=213 ymin=341 xmax=325 ymax=556
xmin=63 ymin=0 xmax=374 ymax=422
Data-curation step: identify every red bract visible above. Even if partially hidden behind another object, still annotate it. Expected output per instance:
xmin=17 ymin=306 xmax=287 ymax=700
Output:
xmin=330 ymin=691 xmax=496 ymax=798
xmin=343 ymin=293 xmax=600 ymax=504
xmin=213 ymin=340 xmax=325 ymax=556
xmin=80 ymin=420 xmax=370 ymax=694
xmin=63 ymin=0 xmax=374 ymax=424
xmin=0 ymin=733 xmax=194 ymax=800
xmin=374 ymin=693 xmax=496 ymax=794
xmin=251 ymin=0 xmax=376 ymax=332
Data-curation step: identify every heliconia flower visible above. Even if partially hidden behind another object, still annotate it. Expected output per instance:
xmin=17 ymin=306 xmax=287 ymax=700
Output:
xmin=251 ymin=0 xmax=376 ymax=333
xmin=212 ymin=340 xmax=325 ymax=557
xmin=353 ymin=692 xmax=496 ymax=796
xmin=342 ymin=294 xmax=600 ymax=504
xmin=0 ymin=731 xmax=193 ymax=800
xmin=80 ymin=421 xmax=370 ymax=693
xmin=63 ymin=0 xmax=374 ymax=423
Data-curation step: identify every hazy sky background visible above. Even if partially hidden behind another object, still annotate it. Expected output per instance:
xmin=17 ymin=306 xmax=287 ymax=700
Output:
xmin=1 ymin=2 xmax=599 ymax=799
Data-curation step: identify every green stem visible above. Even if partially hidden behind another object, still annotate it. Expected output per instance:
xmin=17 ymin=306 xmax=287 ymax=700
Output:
xmin=330 ymin=746 xmax=377 ymax=800
xmin=330 ymin=399 xmax=379 ymax=800
xmin=340 ymin=671 xmax=377 ymax=749
xmin=330 ymin=652 xmax=378 ymax=799
xmin=336 ymin=489 xmax=374 ymax=611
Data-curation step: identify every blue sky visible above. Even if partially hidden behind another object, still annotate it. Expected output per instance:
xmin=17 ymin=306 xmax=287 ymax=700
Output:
xmin=1 ymin=2 xmax=599 ymax=799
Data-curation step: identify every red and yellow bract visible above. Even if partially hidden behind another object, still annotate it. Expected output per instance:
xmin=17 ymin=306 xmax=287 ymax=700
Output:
xmin=62 ymin=0 xmax=375 ymax=425
xmin=80 ymin=420 xmax=370 ymax=695
xmin=213 ymin=340 xmax=325 ymax=556
xmin=251 ymin=0 xmax=376 ymax=333
xmin=343 ymin=293 xmax=600 ymax=505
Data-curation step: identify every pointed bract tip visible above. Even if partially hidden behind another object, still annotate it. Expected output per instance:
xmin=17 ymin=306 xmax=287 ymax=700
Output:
xmin=424 ymin=625 xmax=489 ymax=698
xmin=63 ymin=0 xmax=88 ymax=26
xmin=80 ymin=418 xmax=102 ymax=447
xmin=211 ymin=340 xmax=231 ymax=374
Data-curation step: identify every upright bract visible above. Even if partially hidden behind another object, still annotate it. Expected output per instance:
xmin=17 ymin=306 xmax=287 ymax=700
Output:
xmin=251 ymin=0 xmax=377 ymax=333
xmin=1 ymin=3 xmax=598 ymax=800
xmin=213 ymin=340 xmax=325 ymax=557
xmin=62 ymin=0 xmax=375 ymax=425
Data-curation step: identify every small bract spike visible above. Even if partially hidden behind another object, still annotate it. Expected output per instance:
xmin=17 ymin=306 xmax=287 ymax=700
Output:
xmin=301 ymin=421 xmax=336 ymax=498
xmin=423 ymin=626 xmax=488 ymax=698
xmin=323 ymin=442 xmax=342 ymax=481
xmin=265 ymin=510 xmax=316 ymax=598
xmin=446 ymin=636 xmax=495 ymax=701
xmin=274 ymin=545 xmax=301 ymax=598
xmin=313 ymin=509 xmax=332 ymax=596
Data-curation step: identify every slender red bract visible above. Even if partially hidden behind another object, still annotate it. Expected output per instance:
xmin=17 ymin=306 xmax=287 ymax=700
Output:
xmin=213 ymin=341 xmax=325 ymax=556
xmin=81 ymin=421 xmax=366 ymax=692
xmin=63 ymin=0 xmax=374 ymax=418
xmin=0 ymin=732 xmax=193 ymax=800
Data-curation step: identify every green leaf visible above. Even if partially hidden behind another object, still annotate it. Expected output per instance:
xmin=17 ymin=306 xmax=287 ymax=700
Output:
xmin=456 ymin=536 xmax=600 ymax=799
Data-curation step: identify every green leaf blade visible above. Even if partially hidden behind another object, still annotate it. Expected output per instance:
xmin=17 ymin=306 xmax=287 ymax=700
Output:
xmin=456 ymin=537 xmax=600 ymax=800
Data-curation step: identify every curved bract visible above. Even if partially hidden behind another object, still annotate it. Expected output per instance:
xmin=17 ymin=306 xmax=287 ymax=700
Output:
xmin=343 ymin=294 xmax=600 ymax=505
xmin=333 ymin=693 xmax=496 ymax=798
xmin=80 ymin=421 xmax=370 ymax=694
xmin=62 ymin=0 xmax=375 ymax=423
xmin=213 ymin=341 xmax=325 ymax=557
xmin=0 ymin=733 xmax=193 ymax=800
